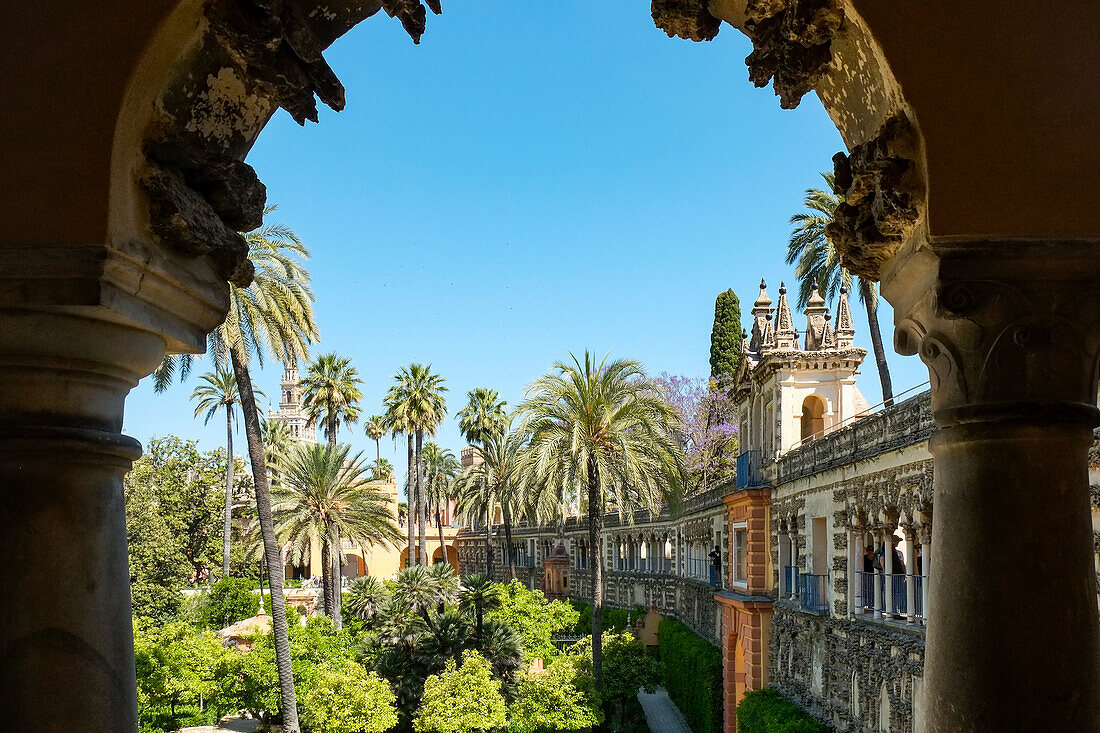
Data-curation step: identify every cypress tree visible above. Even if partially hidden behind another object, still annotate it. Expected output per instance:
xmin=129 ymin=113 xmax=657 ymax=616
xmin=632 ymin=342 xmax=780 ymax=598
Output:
xmin=709 ymin=289 xmax=742 ymax=382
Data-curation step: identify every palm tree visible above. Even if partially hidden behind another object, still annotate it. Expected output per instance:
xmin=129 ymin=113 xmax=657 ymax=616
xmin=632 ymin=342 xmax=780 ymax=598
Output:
xmin=153 ymin=206 xmax=319 ymax=733
xmin=517 ymin=352 xmax=685 ymax=689
xmin=273 ymin=443 xmax=403 ymax=630
xmin=345 ymin=575 xmax=390 ymax=629
xmin=422 ymin=442 xmax=461 ymax=568
xmin=788 ymin=172 xmax=894 ymax=406
xmin=261 ymin=417 xmax=295 ymax=482
xmin=301 ymin=353 xmax=364 ymax=446
xmin=456 ymin=388 xmax=508 ymax=447
xmin=454 ymin=423 xmax=527 ymax=579
xmin=365 ymin=414 xmax=386 ymax=466
xmin=190 ymin=366 xmax=241 ymax=577
xmin=372 ymin=457 xmax=394 ymax=481
xmin=384 ymin=364 xmax=448 ymax=568
xmin=381 ymin=402 xmax=416 ymax=567
xmin=458 ymin=573 xmax=501 ymax=642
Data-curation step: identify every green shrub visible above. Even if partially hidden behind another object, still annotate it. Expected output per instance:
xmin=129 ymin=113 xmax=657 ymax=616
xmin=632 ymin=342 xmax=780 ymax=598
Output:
xmin=658 ymin=619 xmax=723 ymax=733
xmin=508 ymin=654 xmax=602 ymax=732
xmin=300 ymin=661 xmax=398 ymax=733
xmin=414 ymin=650 xmax=508 ymax=733
xmin=202 ymin=577 xmax=259 ymax=629
xmin=736 ymin=689 xmax=830 ymax=733
xmin=488 ymin=580 xmax=579 ymax=661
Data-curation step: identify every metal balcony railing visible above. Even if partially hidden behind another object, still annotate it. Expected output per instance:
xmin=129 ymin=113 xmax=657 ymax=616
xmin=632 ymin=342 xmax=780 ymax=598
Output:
xmin=782 ymin=566 xmax=800 ymax=597
xmin=800 ymin=573 xmax=828 ymax=613
xmin=736 ymin=449 xmax=764 ymax=489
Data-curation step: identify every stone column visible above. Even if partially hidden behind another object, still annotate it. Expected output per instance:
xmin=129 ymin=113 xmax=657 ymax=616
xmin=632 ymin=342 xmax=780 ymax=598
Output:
xmin=788 ymin=527 xmax=799 ymax=600
xmin=883 ymin=529 xmax=896 ymax=616
xmin=889 ymin=240 xmax=1100 ymax=730
xmin=920 ymin=525 xmax=931 ymax=623
xmin=903 ymin=526 xmax=917 ymax=625
xmin=0 ymin=311 xmax=170 ymax=729
xmin=872 ymin=530 xmax=883 ymax=620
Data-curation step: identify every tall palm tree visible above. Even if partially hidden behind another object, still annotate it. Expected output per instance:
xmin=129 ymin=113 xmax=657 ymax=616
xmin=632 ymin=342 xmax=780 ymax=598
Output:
xmin=454 ymin=423 xmax=528 ymax=579
xmin=345 ymin=575 xmax=390 ymax=628
xmin=382 ymin=401 xmax=416 ymax=567
xmin=190 ymin=366 xmax=241 ymax=577
xmin=384 ymin=364 xmax=448 ymax=568
xmin=788 ymin=172 xmax=894 ymax=406
xmin=301 ymin=353 xmax=364 ymax=446
xmin=518 ymin=352 xmax=685 ymax=689
xmin=456 ymin=388 xmax=508 ymax=447
xmin=372 ymin=457 xmax=394 ymax=481
xmin=422 ymin=442 xmax=461 ymax=567
xmin=365 ymin=414 xmax=386 ymax=466
xmin=153 ymin=206 xmax=318 ymax=732
xmin=458 ymin=573 xmax=501 ymax=642
xmin=273 ymin=443 xmax=403 ymax=630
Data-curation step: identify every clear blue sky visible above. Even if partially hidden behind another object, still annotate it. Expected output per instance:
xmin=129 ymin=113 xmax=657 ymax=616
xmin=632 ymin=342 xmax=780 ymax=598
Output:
xmin=123 ymin=3 xmax=928 ymax=492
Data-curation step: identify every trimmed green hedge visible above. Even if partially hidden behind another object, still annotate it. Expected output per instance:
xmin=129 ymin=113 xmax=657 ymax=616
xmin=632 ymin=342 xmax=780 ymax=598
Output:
xmin=736 ymin=688 xmax=830 ymax=733
xmin=657 ymin=619 xmax=723 ymax=733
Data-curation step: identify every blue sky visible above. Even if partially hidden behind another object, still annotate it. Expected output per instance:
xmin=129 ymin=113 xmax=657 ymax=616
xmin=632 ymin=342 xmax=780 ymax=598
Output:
xmin=122 ymin=3 xmax=928 ymax=488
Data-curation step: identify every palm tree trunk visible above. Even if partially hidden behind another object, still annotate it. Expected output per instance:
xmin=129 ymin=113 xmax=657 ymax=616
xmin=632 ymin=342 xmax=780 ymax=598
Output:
xmin=330 ymin=525 xmax=342 ymax=630
xmin=502 ymin=501 xmax=517 ymax=580
xmin=406 ymin=434 xmax=415 ymax=567
xmin=436 ymin=506 xmax=447 ymax=568
xmin=415 ymin=429 xmax=427 ymax=567
xmin=229 ymin=348 xmax=300 ymax=733
xmin=588 ymin=455 xmax=603 ymax=691
xmin=327 ymin=404 xmax=337 ymax=447
xmin=320 ymin=533 xmax=335 ymax=619
xmin=222 ymin=407 xmax=234 ymax=577
xmin=375 ymin=437 xmax=380 ymax=466
xmin=485 ymin=498 xmax=495 ymax=580
xmin=860 ymin=280 xmax=894 ymax=407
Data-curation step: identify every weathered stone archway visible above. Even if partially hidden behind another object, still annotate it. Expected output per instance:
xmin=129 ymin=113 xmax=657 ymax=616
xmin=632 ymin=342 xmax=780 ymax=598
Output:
xmin=3 ymin=1 xmax=1100 ymax=730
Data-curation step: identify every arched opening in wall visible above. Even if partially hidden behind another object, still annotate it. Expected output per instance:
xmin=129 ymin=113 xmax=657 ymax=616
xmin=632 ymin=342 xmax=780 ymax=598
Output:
xmin=801 ymin=395 xmax=826 ymax=442
xmin=432 ymin=544 xmax=460 ymax=573
xmin=399 ymin=547 xmax=410 ymax=569
xmin=341 ymin=553 xmax=365 ymax=580
xmin=851 ymin=671 xmax=861 ymax=719
xmin=733 ymin=635 xmax=747 ymax=709
xmin=878 ymin=683 xmax=891 ymax=733
xmin=811 ymin=642 xmax=825 ymax=694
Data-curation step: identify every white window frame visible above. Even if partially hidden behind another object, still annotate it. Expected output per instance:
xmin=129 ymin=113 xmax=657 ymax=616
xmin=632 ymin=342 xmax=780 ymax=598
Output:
xmin=732 ymin=521 xmax=749 ymax=589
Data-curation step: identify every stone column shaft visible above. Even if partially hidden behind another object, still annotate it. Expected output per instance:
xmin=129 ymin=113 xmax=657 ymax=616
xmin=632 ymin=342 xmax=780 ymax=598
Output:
xmin=888 ymin=240 xmax=1100 ymax=730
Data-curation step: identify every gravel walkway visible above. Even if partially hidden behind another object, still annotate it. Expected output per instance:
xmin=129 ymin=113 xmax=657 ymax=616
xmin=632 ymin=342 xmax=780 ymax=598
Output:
xmin=638 ymin=685 xmax=693 ymax=733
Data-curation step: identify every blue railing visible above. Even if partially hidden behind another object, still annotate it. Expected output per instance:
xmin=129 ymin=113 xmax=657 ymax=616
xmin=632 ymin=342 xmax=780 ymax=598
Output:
xmin=515 ymin=556 xmax=535 ymax=568
xmin=913 ymin=574 xmax=924 ymax=620
xmin=783 ymin=566 xmax=800 ymax=596
xmin=800 ymin=573 xmax=828 ymax=613
xmin=887 ymin=573 xmax=907 ymax=615
xmin=736 ymin=450 xmax=763 ymax=489
xmin=685 ymin=558 xmax=710 ymax=580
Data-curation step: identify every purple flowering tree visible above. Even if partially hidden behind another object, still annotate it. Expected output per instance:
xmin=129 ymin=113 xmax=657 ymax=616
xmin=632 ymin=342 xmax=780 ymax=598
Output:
xmin=653 ymin=373 xmax=739 ymax=492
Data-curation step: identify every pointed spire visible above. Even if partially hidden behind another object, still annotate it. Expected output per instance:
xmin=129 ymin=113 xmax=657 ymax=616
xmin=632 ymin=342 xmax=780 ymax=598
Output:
xmin=774 ymin=282 xmax=799 ymax=349
xmin=748 ymin=279 xmax=774 ymax=353
xmin=803 ymin=282 xmax=829 ymax=350
xmin=835 ymin=285 xmax=855 ymax=348
xmin=821 ymin=310 xmax=836 ymax=348
xmin=762 ymin=312 xmax=776 ymax=349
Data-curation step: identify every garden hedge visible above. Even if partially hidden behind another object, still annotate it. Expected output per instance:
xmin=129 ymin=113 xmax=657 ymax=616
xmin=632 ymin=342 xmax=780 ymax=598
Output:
xmin=569 ymin=601 xmax=646 ymax=635
xmin=657 ymin=619 xmax=723 ymax=733
xmin=735 ymin=688 xmax=830 ymax=733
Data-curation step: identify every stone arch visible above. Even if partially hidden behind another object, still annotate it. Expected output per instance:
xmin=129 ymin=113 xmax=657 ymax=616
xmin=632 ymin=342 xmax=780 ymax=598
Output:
xmin=878 ymin=683 xmax=891 ymax=733
xmin=431 ymin=544 xmax=459 ymax=573
xmin=801 ymin=394 xmax=827 ymax=441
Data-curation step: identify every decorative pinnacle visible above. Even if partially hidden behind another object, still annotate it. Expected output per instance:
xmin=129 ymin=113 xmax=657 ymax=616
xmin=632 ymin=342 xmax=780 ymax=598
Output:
xmin=760 ymin=278 xmax=767 ymax=290
xmin=840 ymin=286 xmax=848 ymax=295
xmin=779 ymin=281 xmax=787 ymax=295
xmin=825 ymin=311 xmax=832 ymax=320
xmin=766 ymin=313 xmax=772 ymax=321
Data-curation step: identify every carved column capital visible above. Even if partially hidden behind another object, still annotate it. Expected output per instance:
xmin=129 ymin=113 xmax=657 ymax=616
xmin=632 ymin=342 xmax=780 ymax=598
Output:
xmin=891 ymin=240 xmax=1100 ymax=428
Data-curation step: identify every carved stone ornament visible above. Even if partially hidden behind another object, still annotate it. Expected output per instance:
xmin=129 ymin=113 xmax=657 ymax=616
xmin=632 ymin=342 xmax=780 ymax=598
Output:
xmin=743 ymin=0 xmax=844 ymax=109
xmin=826 ymin=113 xmax=921 ymax=282
xmin=651 ymin=0 xmax=721 ymax=42
xmin=893 ymin=241 xmax=1100 ymax=426
xmin=140 ymin=0 xmax=442 ymax=289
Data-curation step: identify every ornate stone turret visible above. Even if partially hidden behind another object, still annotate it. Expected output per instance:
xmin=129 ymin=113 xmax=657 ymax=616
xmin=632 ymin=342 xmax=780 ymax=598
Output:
xmin=803 ymin=283 xmax=830 ymax=350
xmin=748 ymin=280 xmax=773 ymax=352
xmin=835 ymin=286 xmax=855 ymax=348
xmin=820 ymin=311 xmax=836 ymax=349
xmin=762 ymin=313 xmax=776 ymax=349
xmin=774 ymin=283 xmax=800 ymax=349
xmin=269 ymin=359 xmax=314 ymax=442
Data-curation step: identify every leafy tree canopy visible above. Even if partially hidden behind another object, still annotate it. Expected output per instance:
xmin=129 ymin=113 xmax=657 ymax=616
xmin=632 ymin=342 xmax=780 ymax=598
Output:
xmin=300 ymin=662 xmax=398 ymax=733
xmin=508 ymin=654 xmax=602 ymax=732
xmin=486 ymin=580 xmax=579 ymax=661
xmin=126 ymin=437 xmax=249 ymax=621
xmin=414 ymin=650 xmax=508 ymax=733
xmin=709 ymin=289 xmax=743 ymax=382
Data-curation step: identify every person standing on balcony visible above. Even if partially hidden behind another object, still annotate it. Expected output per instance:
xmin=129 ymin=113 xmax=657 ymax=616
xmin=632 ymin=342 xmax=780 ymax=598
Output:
xmin=709 ymin=545 xmax=722 ymax=589
xmin=862 ymin=545 xmax=876 ymax=610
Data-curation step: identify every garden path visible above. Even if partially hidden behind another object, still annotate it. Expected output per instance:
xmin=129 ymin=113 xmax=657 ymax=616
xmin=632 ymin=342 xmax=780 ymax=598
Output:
xmin=638 ymin=685 xmax=692 ymax=733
